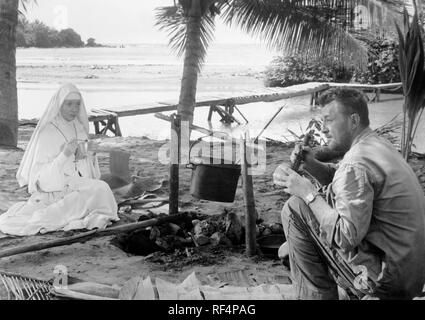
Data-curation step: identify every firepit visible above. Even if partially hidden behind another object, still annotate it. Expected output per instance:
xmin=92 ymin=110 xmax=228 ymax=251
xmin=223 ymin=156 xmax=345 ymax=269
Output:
xmin=111 ymin=210 xmax=286 ymax=262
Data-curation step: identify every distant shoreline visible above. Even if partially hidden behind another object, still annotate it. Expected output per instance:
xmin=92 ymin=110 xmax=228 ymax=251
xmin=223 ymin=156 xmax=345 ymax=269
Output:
xmin=16 ymin=44 xmax=116 ymax=50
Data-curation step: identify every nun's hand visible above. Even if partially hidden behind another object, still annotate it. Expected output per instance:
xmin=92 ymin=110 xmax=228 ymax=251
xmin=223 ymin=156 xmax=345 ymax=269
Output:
xmin=63 ymin=139 xmax=78 ymax=158
xmin=273 ymin=164 xmax=316 ymax=199
xmin=75 ymin=141 xmax=88 ymax=161
xmin=87 ymin=140 xmax=99 ymax=156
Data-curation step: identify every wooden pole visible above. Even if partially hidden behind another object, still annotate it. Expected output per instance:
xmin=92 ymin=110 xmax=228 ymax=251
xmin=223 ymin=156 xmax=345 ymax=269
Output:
xmin=242 ymin=135 xmax=257 ymax=256
xmin=234 ymin=105 xmax=249 ymax=124
xmin=0 ymin=213 xmax=187 ymax=260
xmin=254 ymin=106 xmax=285 ymax=144
xmin=169 ymin=114 xmax=180 ymax=215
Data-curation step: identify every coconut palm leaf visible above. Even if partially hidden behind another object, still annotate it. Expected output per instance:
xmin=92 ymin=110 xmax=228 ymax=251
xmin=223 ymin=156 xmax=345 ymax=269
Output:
xmin=0 ymin=271 xmax=53 ymax=300
xmin=155 ymin=3 xmax=219 ymax=71
xmin=18 ymin=0 xmax=37 ymax=15
xmin=220 ymin=0 xmax=405 ymax=69
xmin=396 ymin=2 xmax=425 ymax=158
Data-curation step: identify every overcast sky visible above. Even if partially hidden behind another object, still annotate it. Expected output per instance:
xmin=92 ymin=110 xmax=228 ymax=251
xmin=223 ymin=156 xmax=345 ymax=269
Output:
xmin=22 ymin=0 xmax=258 ymax=44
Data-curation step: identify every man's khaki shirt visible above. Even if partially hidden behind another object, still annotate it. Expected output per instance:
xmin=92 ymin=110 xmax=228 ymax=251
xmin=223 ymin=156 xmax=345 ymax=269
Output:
xmin=318 ymin=127 xmax=425 ymax=298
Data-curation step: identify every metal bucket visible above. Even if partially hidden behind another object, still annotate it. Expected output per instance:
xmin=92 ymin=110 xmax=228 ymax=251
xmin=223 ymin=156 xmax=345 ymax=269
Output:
xmin=189 ymin=157 xmax=241 ymax=203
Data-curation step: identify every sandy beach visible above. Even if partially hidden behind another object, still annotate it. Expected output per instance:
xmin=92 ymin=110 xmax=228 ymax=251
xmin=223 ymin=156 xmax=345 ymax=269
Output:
xmin=0 ymin=125 xmax=296 ymax=290
xmin=1 ymin=119 xmax=425 ymax=298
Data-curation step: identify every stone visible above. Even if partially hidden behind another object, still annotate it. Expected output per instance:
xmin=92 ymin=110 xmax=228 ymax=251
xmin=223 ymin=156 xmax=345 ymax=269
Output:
xmin=149 ymin=227 xmax=161 ymax=241
xmin=168 ymin=223 xmax=182 ymax=236
xmin=118 ymin=206 xmax=132 ymax=214
xmin=261 ymin=228 xmax=273 ymax=237
xmin=225 ymin=211 xmax=244 ymax=245
xmin=210 ymin=232 xmax=232 ymax=247
xmin=194 ymin=234 xmax=210 ymax=246
xmin=194 ymin=220 xmax=216 ymax=237
xmin=270 ymin=223 xmax=284 ymax=235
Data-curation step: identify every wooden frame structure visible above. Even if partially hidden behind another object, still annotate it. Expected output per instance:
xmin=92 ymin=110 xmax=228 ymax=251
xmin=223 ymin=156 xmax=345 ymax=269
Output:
xmin=87 ymin=81 xmax=403 ymax=136
xmin=88 ymin=82 xmax=329 ymax=136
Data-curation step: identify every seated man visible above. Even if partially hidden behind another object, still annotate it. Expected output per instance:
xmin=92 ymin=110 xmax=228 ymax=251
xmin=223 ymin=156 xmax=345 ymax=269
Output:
xmin=273 ymin=88 xmax=425 ymax=300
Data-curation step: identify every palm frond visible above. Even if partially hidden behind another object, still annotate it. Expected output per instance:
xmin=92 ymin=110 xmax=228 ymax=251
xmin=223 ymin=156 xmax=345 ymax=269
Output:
xmin=221 ymin=0 xmax=405 ymax=69
xmin=0 ymin=271 xmax=53 ymax=300
xmin=18 ymin=0 xmax=37 ymax=16
xmin=396 ymin=3 xmax=425 ymax=158
xmin=155 ymin=4 xmax=217 ymax=70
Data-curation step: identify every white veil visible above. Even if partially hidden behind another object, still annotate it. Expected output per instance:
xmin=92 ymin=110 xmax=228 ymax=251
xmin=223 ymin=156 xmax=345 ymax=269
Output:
xmin=16 ymin=83 xmax=89 ymax=190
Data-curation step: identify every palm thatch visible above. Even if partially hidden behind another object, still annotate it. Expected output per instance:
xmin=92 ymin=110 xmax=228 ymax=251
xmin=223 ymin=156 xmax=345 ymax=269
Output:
xmin=0 ymin=271 xmax=53 ymax=300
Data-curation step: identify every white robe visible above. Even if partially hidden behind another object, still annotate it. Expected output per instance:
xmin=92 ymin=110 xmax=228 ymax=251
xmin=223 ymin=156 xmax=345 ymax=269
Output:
xmin=0 ymin=86 xmax=119 ymax=236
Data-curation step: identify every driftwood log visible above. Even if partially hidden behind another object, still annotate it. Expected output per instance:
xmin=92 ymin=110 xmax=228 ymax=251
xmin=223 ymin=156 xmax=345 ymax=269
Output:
xmin=119 ymin=198 xmax=169 ymax=207
xmin=0 ymin=213 xmax=187 ymax=259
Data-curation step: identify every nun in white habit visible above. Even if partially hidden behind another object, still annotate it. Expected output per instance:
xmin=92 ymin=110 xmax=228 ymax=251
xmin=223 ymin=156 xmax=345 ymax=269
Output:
xmin=0 ymin=83 xmax=119 ymax=236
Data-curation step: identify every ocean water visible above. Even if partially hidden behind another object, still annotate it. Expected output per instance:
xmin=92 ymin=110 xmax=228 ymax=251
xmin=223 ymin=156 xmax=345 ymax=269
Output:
xmin=16 ymin=43 xmax=275 ymax=67
xmin=15 ymin=43 xmax=425 ymax=152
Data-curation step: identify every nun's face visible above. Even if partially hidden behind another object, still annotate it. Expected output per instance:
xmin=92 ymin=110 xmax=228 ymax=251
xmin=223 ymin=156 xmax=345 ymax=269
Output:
xmin=61 ymin=99 xmax=81 ymax=121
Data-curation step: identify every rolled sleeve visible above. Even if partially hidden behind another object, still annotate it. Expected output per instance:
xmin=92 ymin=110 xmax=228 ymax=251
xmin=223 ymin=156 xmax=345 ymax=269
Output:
xmin=319 ymin=164 xmax=374 ymax=252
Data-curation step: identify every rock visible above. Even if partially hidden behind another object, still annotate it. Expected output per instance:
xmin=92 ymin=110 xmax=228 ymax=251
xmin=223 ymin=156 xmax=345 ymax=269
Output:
xmin=118 ymin=205 xmax=132 ymax=214
xmin=262 ymin=228 xmax=273 ymax=237
xmin=149 ymin=227 xmax=161 ymax=241
xmin=194 ymin=234 xmax=210 ymax=246
xmin=155 ymin=238 xmax=171 ymax=251
xmin=192 ymin=219 xmax=201 ymax=227
xmin=270 ymin=223 xmax=284 ymax=235
xmin=258 ymin=224 xmax=266 ymax=235
xmin=225 ymin=210 xmax=244 ymax=245
xmin=210 ymin=232 xmax=232 ymax=247
xmin=194 ymin=220 xmax=216 ymax=237
xmin=168 ymin=223 xmax=182 ymax=236
xmin=84 ymin=74 xmax=99 ymax=79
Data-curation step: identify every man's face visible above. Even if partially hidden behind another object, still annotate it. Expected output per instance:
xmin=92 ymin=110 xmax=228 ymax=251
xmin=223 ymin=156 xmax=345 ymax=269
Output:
xmin=60 ymin=99 xmax=81 ymax=122
xmin=321 ymin=101 xmax=354 ymax=152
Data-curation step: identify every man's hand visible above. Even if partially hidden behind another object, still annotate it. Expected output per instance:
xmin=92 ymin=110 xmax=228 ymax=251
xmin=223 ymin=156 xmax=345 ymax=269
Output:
xmin=290 ymin=144 xmax=315 ymax=172
xmin=273 ymin=164 xmax=317 ymax=199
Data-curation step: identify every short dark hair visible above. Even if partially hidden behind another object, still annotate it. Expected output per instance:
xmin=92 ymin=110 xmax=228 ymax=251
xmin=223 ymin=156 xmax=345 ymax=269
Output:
xmin=317 ymin=88 xmax=370 ymax=127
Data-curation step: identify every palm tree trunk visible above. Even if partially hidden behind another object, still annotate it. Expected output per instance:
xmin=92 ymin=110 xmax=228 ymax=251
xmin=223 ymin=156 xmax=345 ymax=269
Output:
xmin=0 ymin=0 xmax=19 ymax=148
xmin=177 ymin=0 xmax=203 ymax=124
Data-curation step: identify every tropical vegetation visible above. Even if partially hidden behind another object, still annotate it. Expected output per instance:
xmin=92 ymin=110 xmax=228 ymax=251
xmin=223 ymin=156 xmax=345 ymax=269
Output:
xmin=396 ymin=5 xmax=425 ymax=159
xmin=155 ymin=0 xmax=404 ymax=126
xmin=264 ymin=33 xmax=401 ymax=87
xmin=16 ymin=17 xmax=84 ymax=48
